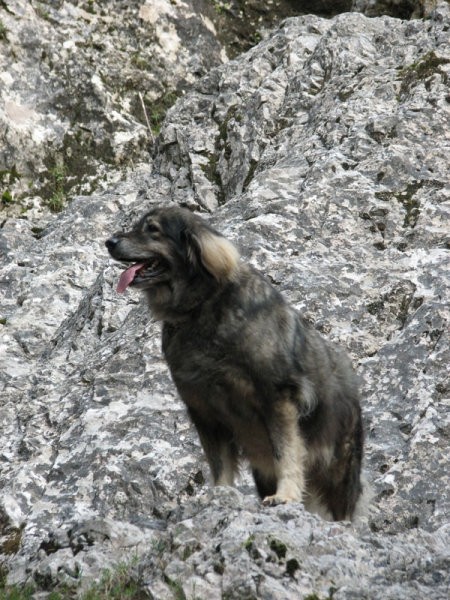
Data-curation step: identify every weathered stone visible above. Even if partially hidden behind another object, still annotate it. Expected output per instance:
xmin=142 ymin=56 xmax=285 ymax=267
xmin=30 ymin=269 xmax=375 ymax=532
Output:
xmin=0 ymin=0 xmax=228 ymax=216
xmin=0 ymin=0 xmax=316 ymax=218
xmin=1 ymin=2 xmax=449 ymax=598
xmin=352 ymin=0 xmax=438 ymax=19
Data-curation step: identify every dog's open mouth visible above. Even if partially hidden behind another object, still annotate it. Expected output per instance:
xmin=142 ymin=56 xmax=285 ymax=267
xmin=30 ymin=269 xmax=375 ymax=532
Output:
xmin=117 ymin=258 xmax=165 ymax=293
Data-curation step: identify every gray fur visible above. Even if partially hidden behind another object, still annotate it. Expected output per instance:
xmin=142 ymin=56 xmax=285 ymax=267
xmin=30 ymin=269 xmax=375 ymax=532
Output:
xmin=106 ymin=206 xmax=364 ymax=520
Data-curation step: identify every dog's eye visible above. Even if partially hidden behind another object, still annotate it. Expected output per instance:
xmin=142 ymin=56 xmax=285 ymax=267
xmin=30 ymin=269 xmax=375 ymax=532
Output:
xmin=145 ymin=223 xmax=160 ymax=235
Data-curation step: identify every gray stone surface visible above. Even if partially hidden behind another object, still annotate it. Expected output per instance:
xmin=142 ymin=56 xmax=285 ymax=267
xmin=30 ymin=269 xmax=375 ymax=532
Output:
xmin=0 ymin=0 xmax=227 ymax=215
xmin=1 ymin=1 xmax=450 ymax=598
xmin=0 ymin=0 xmax=310 ymax=216
xmin=352 ymin=0 xmax=437 ymax=19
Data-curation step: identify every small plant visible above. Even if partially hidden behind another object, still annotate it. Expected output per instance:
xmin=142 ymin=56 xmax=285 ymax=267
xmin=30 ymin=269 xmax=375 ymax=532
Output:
xmin=212 ymin=1 xmax=231 ymax=15
xmin=47 ymin=162 xmax=66 ymax=213
xmin=145 ymin=90 xmax=179 ymax=135
xmin=0 ymin=580 xmax=35 ymax=600
xmin=244 ymin=534 xmax=255 ymax=551
xmin=398 ymin=51 xmax=450 ymax=99
xmin=48 ymin=189 xmax=65 ymax=213
xmin=131 ymin=53 xmax=148 ymax=70
xmin=1 ymin=555 xmax=151 ymax=599
xmin=86 ymin=0 xmax=96 ymax=15
xmin=164 ymin=576 xmax=186 ymax=600
xmin=0 ymin=167 xmax=20 ymax=206
xmin=269 ymin=537 xmax=287 ymax=560
xmin=35 ymin=3 xmax=51 ymax=21
xmin=0 ymin=20 xmax=8 ymax=41
xmin=82 ymin=558 xmax=149 ymax=600
xmin=1 ymin=190 xmax=13 ymax=205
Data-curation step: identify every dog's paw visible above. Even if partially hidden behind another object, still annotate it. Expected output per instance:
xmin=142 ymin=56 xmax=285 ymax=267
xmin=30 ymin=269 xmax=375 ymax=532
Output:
xmin=262 ymin=494 xmax=295 ymax=506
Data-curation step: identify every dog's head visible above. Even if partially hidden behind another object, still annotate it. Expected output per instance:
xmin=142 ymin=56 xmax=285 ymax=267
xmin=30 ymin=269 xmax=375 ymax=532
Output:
xmin=105 ymin=206 xmax=240 ymax=320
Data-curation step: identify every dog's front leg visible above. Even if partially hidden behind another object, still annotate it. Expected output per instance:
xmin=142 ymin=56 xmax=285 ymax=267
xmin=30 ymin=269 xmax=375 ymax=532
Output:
xmin=188 ymin=408 xmax=238 ymax=487
xmin=262 ymin=399 xmax=306 ymax=506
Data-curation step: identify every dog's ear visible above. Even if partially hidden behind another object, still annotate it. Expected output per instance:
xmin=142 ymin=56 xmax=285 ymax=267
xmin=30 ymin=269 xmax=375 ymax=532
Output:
xmin=197 ymin=230 xmax=240 ymax=281
xmin=186 ymin=228 xmax=240 ymax=282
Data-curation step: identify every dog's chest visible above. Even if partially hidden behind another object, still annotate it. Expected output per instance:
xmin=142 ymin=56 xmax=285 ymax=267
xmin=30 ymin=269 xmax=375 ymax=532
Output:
xmin=162 ymin=320 xmax=264 ymax=417
xmin=162 ymin=317 xmax=238 ymax=374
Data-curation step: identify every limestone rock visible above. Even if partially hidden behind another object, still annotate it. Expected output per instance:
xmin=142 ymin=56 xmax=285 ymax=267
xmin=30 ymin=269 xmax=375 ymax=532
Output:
xmin=352 ymin=0 xmax=438 ymax=19
xmin=0 ymin=0 xmax=311 ymax=217
xmin=1 ymin=2 xmax=449 ymax=598
xmin=0 ymin=0 xmax=226 ymax=214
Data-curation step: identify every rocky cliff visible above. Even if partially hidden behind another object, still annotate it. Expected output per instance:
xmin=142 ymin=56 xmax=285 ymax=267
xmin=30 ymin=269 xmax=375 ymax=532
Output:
xmin=1 ymin=1 xmax=449 ymax=598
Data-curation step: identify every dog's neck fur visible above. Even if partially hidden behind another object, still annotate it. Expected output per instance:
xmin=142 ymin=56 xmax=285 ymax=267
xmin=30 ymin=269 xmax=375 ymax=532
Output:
xmin=144 ymin=274 xmax=223 ymax=323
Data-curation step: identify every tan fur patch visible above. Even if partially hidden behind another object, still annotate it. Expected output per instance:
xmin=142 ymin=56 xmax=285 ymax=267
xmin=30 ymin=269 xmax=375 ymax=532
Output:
xmin=300 ymin=378 xmax=317 ymax=414
xmin=197 ymin=231 xmax=240 ymax=282
xmin=214 ymin=444 xmax=238 ymax=487
xmin=215 ymin=467 xmax=235 ymax=487
xmin=264 ymin=400 xmax=307 ymax=504
xmin=305 ymin=443 xmax=334 ymax=470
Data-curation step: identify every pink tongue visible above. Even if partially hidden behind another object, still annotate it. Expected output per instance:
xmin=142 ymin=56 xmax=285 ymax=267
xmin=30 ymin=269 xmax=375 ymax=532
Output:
xmin=117 ymin=263 xmax=146 ymax=293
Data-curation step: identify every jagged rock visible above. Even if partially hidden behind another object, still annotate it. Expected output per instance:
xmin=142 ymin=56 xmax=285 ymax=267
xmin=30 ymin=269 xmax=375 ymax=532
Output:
xmin=1 ymin=2 xmax=449 ymax=598
xmin=0 ymin=0 xmax=311 ymax=217
xmin=352 ymin=0 xmax=437 ymax=19
xmin=0 ymin=0 xmax=227 ymax=215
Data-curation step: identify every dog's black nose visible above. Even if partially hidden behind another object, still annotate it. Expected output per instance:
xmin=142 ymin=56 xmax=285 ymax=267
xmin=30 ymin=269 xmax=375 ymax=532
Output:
xmin=105 ymin=237 xmax=119 ymax=251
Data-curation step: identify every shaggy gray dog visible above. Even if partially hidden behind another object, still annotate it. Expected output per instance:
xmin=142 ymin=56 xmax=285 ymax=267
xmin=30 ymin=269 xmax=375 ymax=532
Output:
xmin=106 ymin=206 xmax=364 ymax=520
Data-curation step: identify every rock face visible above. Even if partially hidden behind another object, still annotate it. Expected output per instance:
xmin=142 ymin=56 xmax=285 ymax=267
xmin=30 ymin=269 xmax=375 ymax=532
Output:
xmin=0 ymin=0 xmax=310 ymax=216
xmin=0 ymin=0 xmax=231 ymax=215
xmin=352 ymin=0 xmax=435 ymax=19
xmin=1 ymin=1 xmax=450 ymax=598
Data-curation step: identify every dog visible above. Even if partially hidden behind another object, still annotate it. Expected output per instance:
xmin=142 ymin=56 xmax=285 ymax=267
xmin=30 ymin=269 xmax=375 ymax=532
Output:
xmin=106 ymin=205 xmax=364 ymax=520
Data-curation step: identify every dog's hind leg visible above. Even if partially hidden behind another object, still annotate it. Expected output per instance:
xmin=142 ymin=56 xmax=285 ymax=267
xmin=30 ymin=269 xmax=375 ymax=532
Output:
xmin=213 ymin=439 xmax=239 ymax=487
xmin=252 ymin=467 xmax=277 ymax=499
xmin=260 ymin=399 xmax=307 ymax=506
